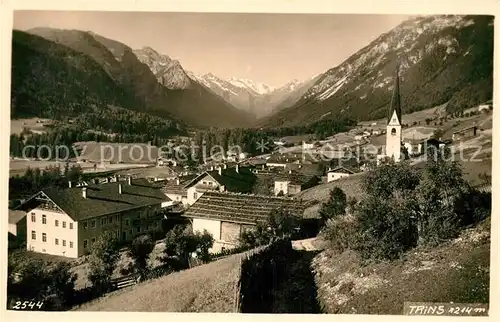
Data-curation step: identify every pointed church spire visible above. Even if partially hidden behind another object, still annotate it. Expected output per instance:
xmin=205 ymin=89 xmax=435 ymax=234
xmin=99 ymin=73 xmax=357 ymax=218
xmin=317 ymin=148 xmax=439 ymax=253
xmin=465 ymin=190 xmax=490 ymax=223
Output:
xmin=387 ymin=62 xmax=402 ymax=124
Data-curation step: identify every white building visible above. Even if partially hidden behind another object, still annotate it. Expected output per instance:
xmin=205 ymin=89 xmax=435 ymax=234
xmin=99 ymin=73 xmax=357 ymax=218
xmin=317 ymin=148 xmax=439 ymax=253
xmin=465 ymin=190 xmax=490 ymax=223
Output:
xmin=385 ymin=65 xmax=403 ymax=162
xmin=327 ymin=166 xmax=356 ymax=182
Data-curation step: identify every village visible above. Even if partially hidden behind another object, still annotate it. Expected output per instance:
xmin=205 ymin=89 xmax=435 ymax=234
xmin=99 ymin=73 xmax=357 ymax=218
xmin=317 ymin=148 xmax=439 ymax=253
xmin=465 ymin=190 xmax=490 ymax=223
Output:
xmin=7 ymin=70 xmax=493 ymax=311
xmin=6 ymin=11 xmax=494 ymax=315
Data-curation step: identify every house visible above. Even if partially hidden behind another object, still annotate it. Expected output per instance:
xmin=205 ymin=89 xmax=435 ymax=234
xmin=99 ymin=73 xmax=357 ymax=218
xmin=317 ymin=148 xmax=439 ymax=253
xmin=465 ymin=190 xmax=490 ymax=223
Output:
xmin=302 ymin=141 xmax=315 ymax=150
xmin=478 ymin=104 xmax=492 ymax=112
xmin=266 ymin=153 xmax=305 ymax=168
xmin=273 ymin=170 xmax=319 ymax=196
xmin=452 ymin=126 xmax=478 ymax=141
xmin=15 ymin=178 xmax=173 ymax=258
xmin=156 ymin=174 xmax=198 ymax=206
xmin=183 ymin=165 xmax=257 ymax=205
xmin=354 ymin=134 xmax=364 ymax=141
xmin=184 ymin=191 xmax=309 ymax=253
xmin=9 ymin=210 xmax=27 ymax=249
xmin=327 ymin=166 xmax=357 ymax=182
xmin=273 ymin=140 xmax=286 ymax=147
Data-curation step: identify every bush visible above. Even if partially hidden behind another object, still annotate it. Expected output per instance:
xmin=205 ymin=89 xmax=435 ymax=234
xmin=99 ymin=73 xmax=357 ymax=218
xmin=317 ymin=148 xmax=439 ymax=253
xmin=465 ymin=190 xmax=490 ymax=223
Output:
xmin=87 ymin=231 xmax=120 ymax=294
xmin=322 ymin=215 xmax=361 ymax=254
xmin=128 ymin=234 xmax=155 ymax=275
xmin=319 ymin=187 xmax=347 ymax=222
xmin=354 ymin=196 xmax=418 ymax=261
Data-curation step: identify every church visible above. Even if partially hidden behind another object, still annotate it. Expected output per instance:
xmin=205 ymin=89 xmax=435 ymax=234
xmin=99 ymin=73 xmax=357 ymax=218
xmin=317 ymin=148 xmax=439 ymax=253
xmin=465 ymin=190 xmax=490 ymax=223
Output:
xmin=383 ymin=64 xmax=404 ymax=163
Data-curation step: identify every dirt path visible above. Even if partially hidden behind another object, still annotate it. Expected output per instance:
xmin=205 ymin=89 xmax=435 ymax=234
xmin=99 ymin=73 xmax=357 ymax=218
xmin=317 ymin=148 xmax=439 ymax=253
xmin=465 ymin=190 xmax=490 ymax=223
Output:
xmin=292 ymin=237 xmax=324 ymax=251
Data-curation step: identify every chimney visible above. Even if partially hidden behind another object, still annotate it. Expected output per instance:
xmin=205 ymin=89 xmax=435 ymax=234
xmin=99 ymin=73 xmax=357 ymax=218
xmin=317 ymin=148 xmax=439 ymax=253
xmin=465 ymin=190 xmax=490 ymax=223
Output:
xmin=82 ymin=187 xmax=87 ymax=199
xmin=68 ymin=181 xmax=72 ymax=188
xmin=127 ymin=176 xmax=132 ymax=185
xmin=118 ymin=183 xmax=122 ymax=194
xmin=236 ymin=164 xmax=239 ymax=173
xmin=218 ymin=167 xmax=222 ymax=175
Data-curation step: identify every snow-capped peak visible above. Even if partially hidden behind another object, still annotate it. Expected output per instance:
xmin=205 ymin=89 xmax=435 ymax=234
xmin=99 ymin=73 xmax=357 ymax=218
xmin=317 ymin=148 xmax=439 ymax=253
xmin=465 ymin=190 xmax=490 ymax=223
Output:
xmin=227 ymin=77 xmax=275 ymax=95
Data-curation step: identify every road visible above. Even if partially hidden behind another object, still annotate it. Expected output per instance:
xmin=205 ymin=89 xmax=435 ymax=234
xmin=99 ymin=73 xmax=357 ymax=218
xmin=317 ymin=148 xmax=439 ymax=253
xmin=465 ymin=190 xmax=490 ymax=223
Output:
xmin=292 ymin=237 xmax=324 ymax=251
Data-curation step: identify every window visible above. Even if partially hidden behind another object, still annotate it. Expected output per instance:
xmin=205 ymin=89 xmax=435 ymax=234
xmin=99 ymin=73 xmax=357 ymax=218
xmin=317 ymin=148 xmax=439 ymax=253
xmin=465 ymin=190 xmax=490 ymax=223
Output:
xmin=115 ymin=215 xmax=120 ymax=222
xmin=31 ymin=230 xmax=36 ymax=240
xmin=31 ymin=213 xmax=36 ymax=222
xmin=193 ymin=192 xmax=198 ymax=199
xmin=101 ymin=218 xmax=107 ymax=225
xmin=136 ymin=226 xmax=141 ymax=233
xmin=55 ymin=238 xmax=59 ymax=245
xmin=42 ymin=215 xmax=47 ymax=224
xmin=70 ymin=242 xmax=74 ymax=248
xmin=69 ymin=223 xmax=73 ymax=230
xmin=91 ymin=237 xmax=96 ymax=243
xmin=62 ymin=221 xmax=66 ymax=228
xmin=83 ymin=222 xmax=88 ymax=230
xmin=42 ymin=233 xmax=47 ymax=242
xmin=109 ymin=216 xmax=113 ymax=224
xmin=62 ymin=240 xmax=66 ymax=247
xmin=55 ymin=220 xmax=59 ymax=227
xmin=91 ymin=220 xmax=96 ymax=228
xmin=125 ymin=219 xmax=129 ymax=226
xmin=391 ymin=128 xmax=397 ymax=136
xmin=83 ymin=240 xmax=88 ymax=249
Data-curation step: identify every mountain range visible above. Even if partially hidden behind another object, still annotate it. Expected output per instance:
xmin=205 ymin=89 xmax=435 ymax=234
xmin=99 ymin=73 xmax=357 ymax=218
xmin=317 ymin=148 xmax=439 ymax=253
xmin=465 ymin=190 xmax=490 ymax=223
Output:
xmin=260 ymin=15 xmax=493 ymax=127
xmin=11 ymin=14 xmax=493 ymax=131
xmin=186 ymin=72 xmax=319 ymax=118
xmin=11 ymin=28 xmax=253 ymax=129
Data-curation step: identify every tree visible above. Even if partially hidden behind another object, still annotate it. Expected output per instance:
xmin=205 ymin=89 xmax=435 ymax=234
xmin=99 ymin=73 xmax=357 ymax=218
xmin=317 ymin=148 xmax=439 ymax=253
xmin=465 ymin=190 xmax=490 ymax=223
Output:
xmin=7 ymin=253 xmax=76 ymax=309
xmin=67 ymin=165 xmax=83 ymax=182
xmin=160 ymin=226 xmax=205 ymax=270
xmin=239 ymin=208 xmax=298 ymax=248
xmin=128 ymin=234 xmax=155 ymax=276
xmin=319 ymin=187 xmax=347 ymax=222
xmin=194 ymin=230 xmax=215 ymax=263
xmin=354 ymin=195 xmax=418 ymax=261
xmin=363 ymin=161 xmax=421 ymax=200
xmin=413 ymin=157 xmax=472 ymax=245
xmin=87 ymin=231 xmax=120 ymax=294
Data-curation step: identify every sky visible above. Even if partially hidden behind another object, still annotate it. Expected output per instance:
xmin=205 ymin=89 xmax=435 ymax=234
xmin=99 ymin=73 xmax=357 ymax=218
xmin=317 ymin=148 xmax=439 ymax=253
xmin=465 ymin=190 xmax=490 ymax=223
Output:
xmin=13 ymin=11 xmax=410 ymax=87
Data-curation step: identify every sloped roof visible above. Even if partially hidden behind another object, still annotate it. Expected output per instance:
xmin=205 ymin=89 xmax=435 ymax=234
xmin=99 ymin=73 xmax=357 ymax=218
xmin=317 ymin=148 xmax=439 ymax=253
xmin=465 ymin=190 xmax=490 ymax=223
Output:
xmin=273 ymin=171 xmax=318 ymax=186
xmin=387 ymin=64 xmax=402 ymax=124
xmin=328 ymin=166 xmax=356 ymax=174
xmin=184 ymin=191 xmax=312 ymax=224
xmin=154 ymin=174 xmax=198 ymax=195
xmin=19 ymin=178 xmax=170 ymax=221
xmin=186 ymin=167 xmax=256 ymax=193
xmin=9 ymin=210 xmax=26 ymax=225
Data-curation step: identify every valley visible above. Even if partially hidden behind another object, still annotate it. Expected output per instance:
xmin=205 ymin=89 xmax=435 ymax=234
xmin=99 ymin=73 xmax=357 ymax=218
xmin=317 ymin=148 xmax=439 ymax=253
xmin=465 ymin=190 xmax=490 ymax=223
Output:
xmin=8 ymin=12 xmax=493 ymax=315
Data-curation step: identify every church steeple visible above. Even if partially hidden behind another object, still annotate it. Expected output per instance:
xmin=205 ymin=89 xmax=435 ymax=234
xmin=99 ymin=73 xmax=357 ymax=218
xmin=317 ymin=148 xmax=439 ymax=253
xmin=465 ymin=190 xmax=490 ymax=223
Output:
xmin=387 ymin=63 xmax=402 ymax=125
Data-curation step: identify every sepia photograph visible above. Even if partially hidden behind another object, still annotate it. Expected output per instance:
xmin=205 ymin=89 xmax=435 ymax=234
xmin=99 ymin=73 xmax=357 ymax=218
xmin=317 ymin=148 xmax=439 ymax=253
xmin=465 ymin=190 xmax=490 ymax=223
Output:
xmin=3 ymin=1 xmax=496 ymax=316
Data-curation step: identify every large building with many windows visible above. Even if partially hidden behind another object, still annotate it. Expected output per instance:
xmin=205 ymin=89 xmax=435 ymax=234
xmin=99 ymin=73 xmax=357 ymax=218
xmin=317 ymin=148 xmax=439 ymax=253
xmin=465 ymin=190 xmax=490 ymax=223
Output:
xmin=16 ymin=177 xmax=173 ymax=258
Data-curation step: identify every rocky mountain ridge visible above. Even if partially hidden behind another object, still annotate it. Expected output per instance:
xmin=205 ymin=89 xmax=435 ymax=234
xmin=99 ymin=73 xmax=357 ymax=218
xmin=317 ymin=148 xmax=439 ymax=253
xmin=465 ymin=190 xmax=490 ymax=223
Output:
xmin=261 ymin=15 xmax=493 ymax=127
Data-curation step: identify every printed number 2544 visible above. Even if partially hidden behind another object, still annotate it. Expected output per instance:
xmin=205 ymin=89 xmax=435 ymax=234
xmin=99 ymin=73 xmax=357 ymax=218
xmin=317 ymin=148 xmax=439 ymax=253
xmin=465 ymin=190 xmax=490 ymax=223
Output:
xmin=12 ymin=301 xmax=44 ymax=310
